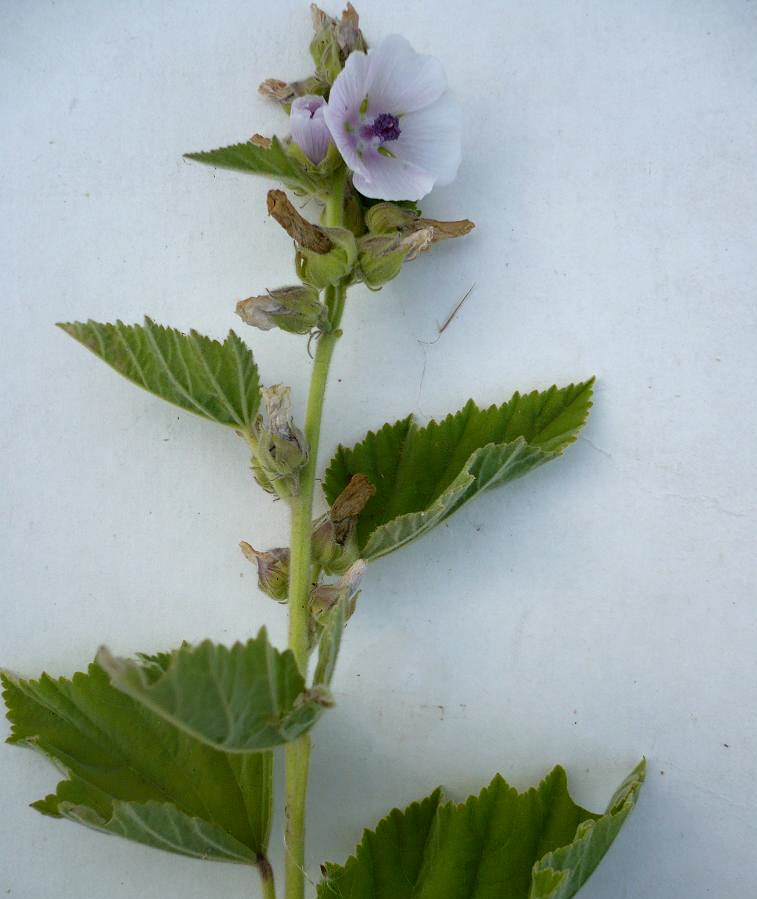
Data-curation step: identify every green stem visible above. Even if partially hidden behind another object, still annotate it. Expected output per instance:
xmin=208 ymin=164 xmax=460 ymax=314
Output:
xmin=284 ymin=170 xmax=347 ymax=899
xmin=258 ymin=856 xmax=277 ymax=899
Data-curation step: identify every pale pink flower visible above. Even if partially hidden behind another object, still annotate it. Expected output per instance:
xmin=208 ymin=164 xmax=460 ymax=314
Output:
xmin=290 ymin=94 xmax=332 ymax=164
xmin=324 ymin=35 xmax=462 ymax=201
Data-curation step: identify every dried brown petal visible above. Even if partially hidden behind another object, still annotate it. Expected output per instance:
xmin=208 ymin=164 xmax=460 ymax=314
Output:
xmin=331 ymin=473 xmax=376 ymax=527
xmin=418 ymin=217 xmax=476 ymax=242
xmin=249 ymin=133 xmax=273 ymax=149
xmin=267 ymin=189 xmax=332 ymax=254
xmin=336 ymin=3 xmax=364 ymax=54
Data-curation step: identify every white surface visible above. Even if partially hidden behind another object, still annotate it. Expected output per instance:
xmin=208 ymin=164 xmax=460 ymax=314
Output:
xmin=2 ymin=1 xmax=756 ymax=896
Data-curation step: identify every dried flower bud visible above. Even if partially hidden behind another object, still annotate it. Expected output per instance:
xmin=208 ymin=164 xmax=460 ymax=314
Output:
xmin=240 ymin=542 xmax=290 ymax=602
xmin=258 ymin=76 xmax=325 ymax=110
xmin=357 ymin=228 xmax=434 ymax=289
xmin=310 ymin=559 xmax=366 ymax=619
xmin=249 ymin=133 xmax=273 ymax=150
xmin=312 ymin=474 xmax=375 ymax=574
xmin=365 ymin=202 xmax=475 ymax=243
xmin=309 ymin=3 xmax=366 ymax=85
xmin=236 ymin=285 xmax=326 ymax=335
xmin=252 ymin=385 xmax=308 ymax=496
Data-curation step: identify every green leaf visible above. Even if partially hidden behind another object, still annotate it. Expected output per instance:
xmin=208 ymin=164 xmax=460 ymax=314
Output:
xmin=312 ymin=592 xmax=349 ymax=689
xmin=59 ymin=318 xmax=261 ymax=434
xmin=323 ymin=380 xmax=594 ymax=561
xmin=2 ymin=662 xmax=273 ymax=864
xmin=98 ymin=630 xmax=330 ymax=753
xmin=317 ymin=760 xmax=644 ymax=899
xmin=185 ymin=137 xmax=316 ymax=192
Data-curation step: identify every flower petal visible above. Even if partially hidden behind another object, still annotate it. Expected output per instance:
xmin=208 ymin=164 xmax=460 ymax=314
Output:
xmin=352 ymin=152 xmax=435 ymax=202
xmin=290 ymin=95 xmax=331 ymax=164
xmin=323 ymin=50 xmax=371 ymax=178
xmin=364 ymin=35 xmax=447 ymax=115
xmin=395 ymin=92 xmax=462 ymax=187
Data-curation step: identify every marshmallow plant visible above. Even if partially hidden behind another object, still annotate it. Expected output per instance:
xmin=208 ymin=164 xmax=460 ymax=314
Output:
xmin=2 ymin=6 xmax=643 ymax=899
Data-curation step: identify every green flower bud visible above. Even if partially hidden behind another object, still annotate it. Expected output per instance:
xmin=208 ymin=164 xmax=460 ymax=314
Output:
xmin=364 ymin=202 xmax=420 ymax=235
xmin=286 ymin=139 xmax=344 ymax=179
xmin=252 ymin=385 xmax=308 ymax=497
xmin=296 ymin=226 xmax=357 ymax=289
xmin=365 ymin=202 xmax=475 ymax=244
xmin=236 ymin=286 xmax=326 ymax=335
xmin=357 ymin=228 xmax=434 ymax=290
xmin=240 ymin=542 xmax=290 ymax=602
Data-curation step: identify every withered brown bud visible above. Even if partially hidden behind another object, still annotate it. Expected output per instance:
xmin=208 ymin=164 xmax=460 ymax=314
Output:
xmin=310 ymin=559 xmax=366 ymax=618
xmin=330 ymin=474 xmax=376 ymax=543
xmin=236 ymin=285 xmax=325 ymax=335
xmin=240 ymin=542 xmax=290 ymax=602
xmin=249 ymin=133 xmax=273 ymax=149
xmin=312 ymin=474 xmax=375 ymax=574
xmin=267 ymin=190 xmax=332 ymax=254
xmin=310 ymin=3 xmax=366 ymax=84
xmin=419 ymin=217 xmax=476 ymax=242
xmin=258 ymin=77 xmax=325 ymax=108
xmin=365 ymin=202 xmax=475 ymax=245
xmin=335 ymin=3 xmax=365 ymax=55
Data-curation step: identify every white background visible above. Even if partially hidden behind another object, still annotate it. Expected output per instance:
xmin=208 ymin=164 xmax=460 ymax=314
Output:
xmin=2 ymin=1 xmax=756 ymax=896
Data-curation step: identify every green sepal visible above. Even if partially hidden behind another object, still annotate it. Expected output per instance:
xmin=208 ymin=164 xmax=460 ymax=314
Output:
xmin=317 ymin=760 xmax=645 ymax=899
xmin=357 ymin=233 xmax=416 ymax=289
xmin=287 ymin=138 xmax=345 ymax=180
xmin=59 ymin=318 xmax=261 ymax=436
xmin=324 ymin=380 xmax=594 ymax=560
xmin=98 ymin=629 xmax=331 ymax=752
xmin=2 ymin=662 xmax=272 ymax=864
xmin=296 ymin=226 xmax=357 ymax=288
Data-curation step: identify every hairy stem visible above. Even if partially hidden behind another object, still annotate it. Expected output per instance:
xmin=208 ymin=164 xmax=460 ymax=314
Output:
xmin=284 ymin=171 xmax=346 ymax=899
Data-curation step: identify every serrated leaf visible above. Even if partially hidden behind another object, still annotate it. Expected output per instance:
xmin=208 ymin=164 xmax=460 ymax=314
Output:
xmin=2 ymin=662 xmax=272 ymax=864
xmin=323 ymin=381 xmax=594 ymax=560
xmin=317 ymin=760 xmax=644 ymax=899
xmin=59 ymin=318 xmax=261 ymax=434
xmin=98 ymin=630 xmax=329 ymax=753
xmin=185 ymin=137 xmax=316 ymax=192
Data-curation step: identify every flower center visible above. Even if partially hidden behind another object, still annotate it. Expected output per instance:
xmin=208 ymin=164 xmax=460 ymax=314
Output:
xmin=302 ymin=98 xmax=323 ymax=119
xmin=361 ymin=112 xmax=401 ymax=143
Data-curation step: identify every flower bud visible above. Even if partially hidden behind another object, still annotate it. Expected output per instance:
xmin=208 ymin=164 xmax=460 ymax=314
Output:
xmin=252 ymin=385 xmax=308 ymax=496
xmin=364 ymin=202 xmax=420 ymax=235
xmin=240 ymin=542 xmax=290 ymax=602
xmin=312 ymin=474 xmax=375 ymax=575
xmin=310 ymin=559 xmax=366 ymax=620
xmin=357 ymin=228 xmax=434 ymax=289
xmin=296 ymin=226 xmax=357 ymax=289
xmin=236 ymin=286 xmax=326 ymax=335
xmin=258 ymin=76 xmax=325 ymax=110
xmin=310 ymin=4 xmax=366 ymax=85
xmin=290 ymin=95 xmax=332 ymax=165
xmin=365 ymin=202 xmax=475 ymax=243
